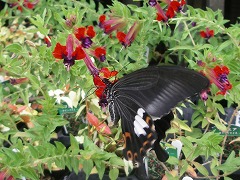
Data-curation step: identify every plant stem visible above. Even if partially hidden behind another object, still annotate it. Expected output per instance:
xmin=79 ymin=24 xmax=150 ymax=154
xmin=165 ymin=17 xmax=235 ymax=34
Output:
xmin=217 ymin=106 xmax=239 ymax=179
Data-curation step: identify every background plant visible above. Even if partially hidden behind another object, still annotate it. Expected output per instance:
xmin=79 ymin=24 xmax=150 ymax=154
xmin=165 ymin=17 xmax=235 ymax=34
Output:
xmin=0 ymin=0 xmax=239 ymax=179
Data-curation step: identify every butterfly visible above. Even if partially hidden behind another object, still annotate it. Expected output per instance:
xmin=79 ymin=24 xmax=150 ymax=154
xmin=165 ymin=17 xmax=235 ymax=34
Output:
xmin=96 ymin=65 xmax=210 ymax=177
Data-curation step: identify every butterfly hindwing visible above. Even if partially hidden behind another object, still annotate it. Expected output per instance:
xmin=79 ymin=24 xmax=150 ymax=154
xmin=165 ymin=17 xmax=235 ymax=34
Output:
xmin=110 ymin=93 xmax=157 ymax=164
xmin=121 ymin=108 xmax=156 ymax=165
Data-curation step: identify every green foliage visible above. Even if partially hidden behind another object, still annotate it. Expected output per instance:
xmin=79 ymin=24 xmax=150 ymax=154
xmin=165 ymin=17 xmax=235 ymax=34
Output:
xmin=0 ymin=0 xmax=240 ymax=179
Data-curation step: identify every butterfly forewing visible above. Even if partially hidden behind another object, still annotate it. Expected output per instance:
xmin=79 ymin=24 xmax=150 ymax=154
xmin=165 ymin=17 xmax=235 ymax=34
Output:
xmin=112 ymin=66 xmax=210 ymax=118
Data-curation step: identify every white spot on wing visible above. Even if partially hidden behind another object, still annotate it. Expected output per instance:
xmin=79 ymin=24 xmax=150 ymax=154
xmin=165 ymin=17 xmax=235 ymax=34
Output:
xmin=134 ymin=113 xmax=149 ymax=137
xmin=135 ymin=115 xmax=149 ymax=128
xmin=137 ymin=108 xmax=145 ymax=118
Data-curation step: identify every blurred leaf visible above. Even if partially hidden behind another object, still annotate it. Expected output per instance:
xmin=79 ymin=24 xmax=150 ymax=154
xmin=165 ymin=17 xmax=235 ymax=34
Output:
xmin=109 ymin=168 xmax=119 ymax=180
xmin=5 ymin=43 xmax=23 ymax=53
xmin=83 ymin=159 xmax=93 ymax=179
xmin=95 ymin=160 xmax=105 ymax=180
xmin=192 ymin=161 xmax=209 ymax=176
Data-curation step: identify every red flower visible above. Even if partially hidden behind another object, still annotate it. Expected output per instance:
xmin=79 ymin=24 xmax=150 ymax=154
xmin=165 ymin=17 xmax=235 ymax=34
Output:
xmin=10 ymin=0 xmax=39 ymax=12
xmin=44 ymin=36 xmax=51 ymax=47
xmin=155 ymin=3 xmax=168 ymax=22
xmin=52 ymin=35 xmax=85 ymax=71
xmin=98 ymin=14 xmax=127 ymax=34
xmin=0 ymin=170 xmax=14 ymax=180
xmin=10 ymin=77 xmax=28 ymax=85
xmin=116 ymin=22 xmax=140 ymax=48
xmin=204 ymin=65 xmax=232 ymax=95
xmin=169 ymin=0 xmax=186 ymax=12
xmin=75 ymin=26 xmax=96 ymax=48
xmin=86 ymin=111 xmax=111 ymax=134
xmin=153 ymin=0 xmax=186 ymax=22
xmin=94 ymin=47 xmax=106 ymax=62
xmin=200 ymin=28 xmax=214 ymax=39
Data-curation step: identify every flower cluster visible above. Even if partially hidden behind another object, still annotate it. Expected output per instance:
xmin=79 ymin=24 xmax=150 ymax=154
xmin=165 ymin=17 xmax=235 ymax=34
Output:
xmin=211 ymin=65 xmax=232 ymax=95
xmin=149 ymin=0 xmax=186 ymax=22
xmin=99 ymin=14 xmax=140 ymax=48
xmin=9 ymin=0 xmax=39 ymax=12
xmin=52 ymin=26 xmax=106 ymax=73
xmin=200 ymin=27 xmax=214 ymax=40
xmin=198 ymin=63 xmax=232 ymax=96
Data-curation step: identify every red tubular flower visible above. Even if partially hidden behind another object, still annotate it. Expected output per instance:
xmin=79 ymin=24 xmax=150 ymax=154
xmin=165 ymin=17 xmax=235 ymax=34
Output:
xmin=86 ymin=111 xmax=111 ymax=134
xmin=82 ymin=50 xmax=99 ymax=76
xmin=10 ymin=0 xmax=39 ymax=12
xmin=117 ymin=22 xmax=140 ymax=48
xmin=0 ymin=170 xmax=14 ymax=180
xmin=205 ymin=65 xmax=232 ymax=95
xmin=94 ymin=47 xmax=106 ymax=62
xmin=169 ymin=0 xmax=186 ymax=12
xmin=153 ymin=0 xmax=186 ymax=21
xmin=44 ymin=36 xmax=51 ymax=47
xmin=155 ymin=2 xmax=168 ymax=22
xmin=52 ymin=34 xmax=85 ymax=71
xmin=98 ymin=14 xmax=127 ymax=34
xmin=75 ymin=26 xmax=96 ymax=48
xmin=10 ymin=77 xmax=28 ymax=85
xmin=200 ymin=28 xmax=214 ymax=39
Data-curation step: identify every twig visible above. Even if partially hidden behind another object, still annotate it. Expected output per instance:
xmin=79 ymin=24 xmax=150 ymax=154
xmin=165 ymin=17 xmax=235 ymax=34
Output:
xmin=217 ymin=106 xmax=239 ymax=180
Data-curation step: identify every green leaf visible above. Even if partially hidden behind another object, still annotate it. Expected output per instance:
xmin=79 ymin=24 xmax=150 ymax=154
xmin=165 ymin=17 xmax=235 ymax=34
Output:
xmin=173 ymin=119 xmax=192 ymax=132
xmin=109 ymin=168 xmax=119 ymax=180
xmin=192 ymin=161 xmax=209 ymax=176
xmin=28 ymin=145 xmax=38 ymax=159
xmin=95 ymin=160 xmax=105 ymax=180
xmin=217 ymin=40 xmax=232 ymax=52
xmin=20 ymin=167 xmax=39 ymax=180
xmin=71 ymin=157 xmax=80 ymax=174
xmin=27 ymin=74 xmax=41 ymax=90
xmin=109 ymin=156 xmax=124 ymax=167
xmin=54 ymin=141 xmax=66 ymax=155
xmin=70 ymin=134 xmax=80 ymax=154
xmin=83 ymin=159 xmax=94 ymax=179
xmin=5 ymin=43 xmax=23 ymax=53
xmin=180 ymin=160 xmax=189 ymax=176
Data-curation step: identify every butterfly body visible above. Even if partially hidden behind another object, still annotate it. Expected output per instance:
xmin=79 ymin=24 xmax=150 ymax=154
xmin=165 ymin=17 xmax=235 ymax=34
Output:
xmin=100 ymin=65 xmax=209 ymax=166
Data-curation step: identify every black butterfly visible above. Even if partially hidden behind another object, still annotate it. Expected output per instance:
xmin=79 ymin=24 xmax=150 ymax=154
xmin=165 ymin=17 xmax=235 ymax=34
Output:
xmin=100 ymin=65 xmax=209 ymax=178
